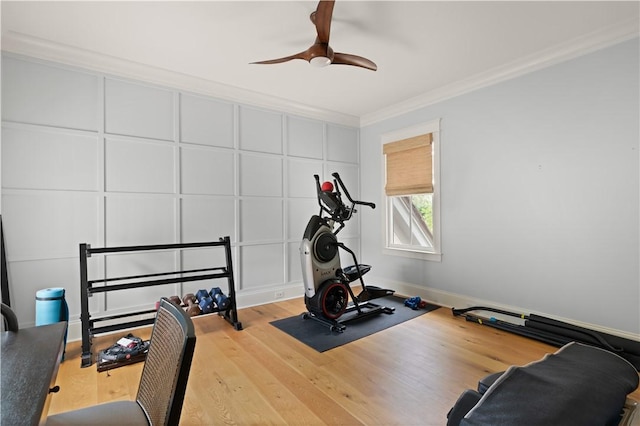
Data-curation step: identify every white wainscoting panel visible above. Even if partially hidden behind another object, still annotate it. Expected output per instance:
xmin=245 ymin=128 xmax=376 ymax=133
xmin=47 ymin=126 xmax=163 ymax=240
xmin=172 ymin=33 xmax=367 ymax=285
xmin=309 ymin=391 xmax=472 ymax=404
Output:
xmin=105 ymin=196 xmax=176 ymax=246
xmin=105 ymin=78 xmax=174 ymax=140
xmin=1 ymin=57 xmax=99 ymax=131
xmin=181 ymin=197 xmax=236 ymax=243
xmin=1 ymin=54 xmax=361 ymax=332
xmin=239 ymin=106 xmax=282 ymax=154
xmin=2 ymin=126 xmax=99 ymax=191
xmin=239 ymin=153 xmax=283 ymax=197
xmin=180 ymin=146 xmax=234 ymax=195
xmin=287 ymin=115 xmax=324 ymax=159
xmin=105 ymin=138 xmax=175 ymax=193
xmin=240 ymin=243 xmax=285 ymax=289
xmin=287 ymin=158 xmax=323 ymax=198
xmin=1 ymin=193 xmax=100 ymax=260
xmin=327 ymin=124 xmax=359 ymax=163
xmin=240 ymin=198 xmax=283 ymax=242
xmin=180 ymin=93 xmax=234 ymax=148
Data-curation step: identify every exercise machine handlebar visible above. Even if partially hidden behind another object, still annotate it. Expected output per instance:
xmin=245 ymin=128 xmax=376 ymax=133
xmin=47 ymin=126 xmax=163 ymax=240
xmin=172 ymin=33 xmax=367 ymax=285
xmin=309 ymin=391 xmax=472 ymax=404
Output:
xmin=330 ymin=172 xmax=376 ymax=210
xmin=313 ymin=173 xmax=375 ymax=234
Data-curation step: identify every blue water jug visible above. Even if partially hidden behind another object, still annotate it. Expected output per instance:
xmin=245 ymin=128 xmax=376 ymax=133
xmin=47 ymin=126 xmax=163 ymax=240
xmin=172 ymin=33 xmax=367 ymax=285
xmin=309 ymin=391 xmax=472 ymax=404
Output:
xmin=35 ymin=287 xmax=69 ymax=360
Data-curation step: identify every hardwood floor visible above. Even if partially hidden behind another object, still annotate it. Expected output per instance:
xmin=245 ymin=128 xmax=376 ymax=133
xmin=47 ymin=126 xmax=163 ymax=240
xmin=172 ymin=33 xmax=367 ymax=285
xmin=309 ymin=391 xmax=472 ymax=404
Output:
xmin=50 ymin=297 xmax=640 ymax=425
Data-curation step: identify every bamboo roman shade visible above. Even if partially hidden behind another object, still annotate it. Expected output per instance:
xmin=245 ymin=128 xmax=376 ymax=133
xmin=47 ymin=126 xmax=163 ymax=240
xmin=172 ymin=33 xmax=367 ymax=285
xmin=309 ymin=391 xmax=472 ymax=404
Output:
xmin=383 ymin=133 xmax=433 ymax=196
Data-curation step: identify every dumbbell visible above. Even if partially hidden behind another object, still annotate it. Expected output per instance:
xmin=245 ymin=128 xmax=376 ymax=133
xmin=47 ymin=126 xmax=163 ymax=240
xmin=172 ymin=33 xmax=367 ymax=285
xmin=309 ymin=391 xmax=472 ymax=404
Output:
xmin=210 ymin=287 xmax=230 ymax=310
xmin=404 ymin=296 xmax=428 ymax=310
xmin=182 ymin=293 xmax=201 ymax=317
xmin=404 ymin=296 xmax=421 ymax=310
xmin=168 ymin=295 xmax=182 ymax=306
xmin=195 ymin=289 xmax=216 ymax=314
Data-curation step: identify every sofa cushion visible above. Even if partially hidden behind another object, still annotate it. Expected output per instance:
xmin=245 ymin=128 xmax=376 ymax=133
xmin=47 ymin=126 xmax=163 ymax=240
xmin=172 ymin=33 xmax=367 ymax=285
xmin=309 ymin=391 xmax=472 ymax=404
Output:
xmin=477 ymin=371 xmax=502 ymax=395
xmin=447 ymin=390 xmax=483 ymax=426
xmin=460 ymin=342 xmax=639 ymax=426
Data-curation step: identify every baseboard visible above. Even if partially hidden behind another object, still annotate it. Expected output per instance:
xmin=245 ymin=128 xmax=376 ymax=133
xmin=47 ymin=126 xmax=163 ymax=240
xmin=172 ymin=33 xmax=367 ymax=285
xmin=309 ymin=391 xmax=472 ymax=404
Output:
xmin=63 ymin=278 xmax=638 ymax=345
xmin=369 ymin=276 xmax=640 ymax=343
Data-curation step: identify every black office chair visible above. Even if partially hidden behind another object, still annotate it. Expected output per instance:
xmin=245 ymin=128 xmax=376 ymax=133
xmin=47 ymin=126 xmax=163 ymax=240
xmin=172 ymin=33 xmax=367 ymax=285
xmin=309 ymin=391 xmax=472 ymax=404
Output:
xmin=46 ymin=298 xmax=196 ymax=426
xmin=1 ymin=302 xmax=19 ymax=332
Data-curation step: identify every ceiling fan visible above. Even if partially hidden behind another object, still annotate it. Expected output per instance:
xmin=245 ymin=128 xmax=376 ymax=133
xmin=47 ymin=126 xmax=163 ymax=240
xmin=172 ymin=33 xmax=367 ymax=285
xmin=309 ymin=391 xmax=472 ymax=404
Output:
xmin=251 ymin=0 xmax=377 ymax=71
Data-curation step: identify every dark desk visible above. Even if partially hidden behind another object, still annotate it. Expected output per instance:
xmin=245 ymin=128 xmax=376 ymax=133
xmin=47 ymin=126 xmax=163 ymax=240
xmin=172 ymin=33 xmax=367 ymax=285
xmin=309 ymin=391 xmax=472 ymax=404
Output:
xmin=1 ymin=321 xmax=67 ymax=426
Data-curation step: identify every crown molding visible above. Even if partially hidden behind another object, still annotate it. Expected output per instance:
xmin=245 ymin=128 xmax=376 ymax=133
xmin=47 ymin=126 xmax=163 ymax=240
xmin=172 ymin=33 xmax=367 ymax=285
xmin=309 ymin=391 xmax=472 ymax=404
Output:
xmin=360 ymin=18 xmax=640 ymax=127
xmin=1 ymin=31 xmax=360 ymax=128
xmin=3 ymin=17 xmax=638 ymax=130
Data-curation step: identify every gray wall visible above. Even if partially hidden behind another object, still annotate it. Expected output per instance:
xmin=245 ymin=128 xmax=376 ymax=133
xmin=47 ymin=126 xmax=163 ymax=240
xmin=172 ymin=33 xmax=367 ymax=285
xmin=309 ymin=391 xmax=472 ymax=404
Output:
xmin=1 ymin=54 xmax=361 ymax=329
xmin=360 ymin=38 xmax=639 ymax=335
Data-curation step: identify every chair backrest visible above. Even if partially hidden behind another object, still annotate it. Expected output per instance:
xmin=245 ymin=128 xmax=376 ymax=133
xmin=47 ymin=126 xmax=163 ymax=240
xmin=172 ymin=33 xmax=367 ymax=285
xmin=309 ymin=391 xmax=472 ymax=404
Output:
xmin=136 ymin=297 xmax=196 ymax=426
xmin=1 ymin=302 xmax=19 ymax=332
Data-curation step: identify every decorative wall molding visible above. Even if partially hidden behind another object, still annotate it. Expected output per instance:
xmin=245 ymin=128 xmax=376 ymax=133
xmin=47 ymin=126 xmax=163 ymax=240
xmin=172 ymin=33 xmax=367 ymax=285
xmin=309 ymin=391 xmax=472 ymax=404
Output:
xmin=2 ymin=54 xmax=363 ymax=328
xmin=1 ymin=31 xmax=360 ymax=128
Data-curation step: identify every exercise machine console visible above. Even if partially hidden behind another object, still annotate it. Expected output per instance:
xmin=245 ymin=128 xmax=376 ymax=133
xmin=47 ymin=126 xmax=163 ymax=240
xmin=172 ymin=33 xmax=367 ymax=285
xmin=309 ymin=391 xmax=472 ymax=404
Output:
xmin=300 ymin=172 xmax=395 ymax=332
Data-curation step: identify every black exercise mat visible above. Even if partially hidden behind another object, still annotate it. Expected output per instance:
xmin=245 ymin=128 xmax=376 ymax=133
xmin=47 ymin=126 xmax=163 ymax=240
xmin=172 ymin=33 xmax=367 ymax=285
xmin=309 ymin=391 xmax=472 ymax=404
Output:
xmin=270 ymin=296 xmax=439 ymax=352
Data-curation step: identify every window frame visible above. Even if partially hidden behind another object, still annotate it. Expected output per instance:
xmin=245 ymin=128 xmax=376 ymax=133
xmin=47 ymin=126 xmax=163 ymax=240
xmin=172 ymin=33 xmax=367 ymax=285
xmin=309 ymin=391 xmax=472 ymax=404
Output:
xmin=381 ymin=119 xmax=442 ymax=262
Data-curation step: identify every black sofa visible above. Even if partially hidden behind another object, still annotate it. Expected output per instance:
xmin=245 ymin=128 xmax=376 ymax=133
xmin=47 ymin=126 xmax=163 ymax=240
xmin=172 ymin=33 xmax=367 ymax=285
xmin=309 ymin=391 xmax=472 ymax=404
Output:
xmin=447 ymin=342 xmax=639 ymax=426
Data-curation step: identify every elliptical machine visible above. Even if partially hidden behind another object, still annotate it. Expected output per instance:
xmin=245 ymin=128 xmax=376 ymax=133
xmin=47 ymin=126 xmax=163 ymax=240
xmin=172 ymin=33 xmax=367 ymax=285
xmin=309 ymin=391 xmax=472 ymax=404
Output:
xmin=300 ymin=172 xmax=395 ymax=332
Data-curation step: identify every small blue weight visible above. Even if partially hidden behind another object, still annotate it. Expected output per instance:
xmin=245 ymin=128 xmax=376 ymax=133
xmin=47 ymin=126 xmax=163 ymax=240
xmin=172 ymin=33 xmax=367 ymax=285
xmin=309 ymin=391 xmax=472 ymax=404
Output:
xmin=198 ymin=296 xmax=215 ymax=314
xmin=210 ymin=287 xmax=230 ymax=310
xmin=214 ymin=293 xmax=230 ymax=310
xmin=195 ymin=289 xmax=209 ymax=302
xmin=404 ymin=296 xmax=421 ymax=310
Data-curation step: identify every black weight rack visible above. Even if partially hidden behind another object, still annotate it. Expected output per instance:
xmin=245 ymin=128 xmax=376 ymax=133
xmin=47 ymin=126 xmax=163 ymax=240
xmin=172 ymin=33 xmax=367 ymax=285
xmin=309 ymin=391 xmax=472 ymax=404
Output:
xmin=79 ymin=237 xmax=242 ymax=368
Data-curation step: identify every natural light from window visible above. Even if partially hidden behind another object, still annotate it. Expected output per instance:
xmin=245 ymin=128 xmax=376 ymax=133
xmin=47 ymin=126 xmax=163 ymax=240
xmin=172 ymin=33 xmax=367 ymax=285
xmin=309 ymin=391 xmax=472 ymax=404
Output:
xmin=382 ymin=119 xmax=441 ymax=261
xmin=390 ymin=194 xmax=433 ymax=248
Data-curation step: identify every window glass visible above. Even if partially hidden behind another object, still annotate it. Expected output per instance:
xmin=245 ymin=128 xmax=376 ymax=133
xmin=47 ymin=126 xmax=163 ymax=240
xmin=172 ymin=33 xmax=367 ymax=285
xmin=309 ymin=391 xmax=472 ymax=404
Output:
xmin=390 ymin=194 xmax=433 ymax=248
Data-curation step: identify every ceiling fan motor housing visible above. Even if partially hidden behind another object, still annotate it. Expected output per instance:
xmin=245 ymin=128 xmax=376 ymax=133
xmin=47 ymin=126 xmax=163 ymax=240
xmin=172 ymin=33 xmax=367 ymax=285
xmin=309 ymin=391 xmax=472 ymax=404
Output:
xmin=309 ymin=43 xmax=334 ymax=66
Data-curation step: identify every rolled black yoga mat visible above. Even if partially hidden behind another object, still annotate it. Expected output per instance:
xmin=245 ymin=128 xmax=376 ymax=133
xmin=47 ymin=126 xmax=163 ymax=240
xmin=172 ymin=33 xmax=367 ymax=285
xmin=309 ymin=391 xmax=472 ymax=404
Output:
xmin=525 ymin=315 xmax=640 ymax=370
xmin=526 ymin=314 xmax=640 ymax=356
xmin=452 ymin=306 xmax=640 ymax=371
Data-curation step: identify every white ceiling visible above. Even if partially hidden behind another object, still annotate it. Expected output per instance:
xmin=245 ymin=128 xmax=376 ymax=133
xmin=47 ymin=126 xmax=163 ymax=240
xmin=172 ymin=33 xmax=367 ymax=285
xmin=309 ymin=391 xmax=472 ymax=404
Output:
xmin=2 ymin=1 xmax=639 ymax=125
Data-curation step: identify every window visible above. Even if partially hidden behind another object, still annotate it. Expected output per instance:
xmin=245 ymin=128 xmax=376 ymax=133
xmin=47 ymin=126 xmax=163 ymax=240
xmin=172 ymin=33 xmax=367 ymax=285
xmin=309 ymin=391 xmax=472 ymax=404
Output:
xmin=382 ymin=119 xmax=441 ymax=261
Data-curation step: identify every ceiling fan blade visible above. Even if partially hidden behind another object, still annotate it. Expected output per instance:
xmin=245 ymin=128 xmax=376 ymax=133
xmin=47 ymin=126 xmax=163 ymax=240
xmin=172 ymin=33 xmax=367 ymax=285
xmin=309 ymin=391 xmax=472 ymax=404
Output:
xmin=250 ymin=50 xmax=310 ymax=65
xmin=313 ymin=0 xmax=335 ymax=44
xmin=252 ymin=0 xmax=377 ymax=71
xmin=332 ymin=52 xmax=377 ymax=71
